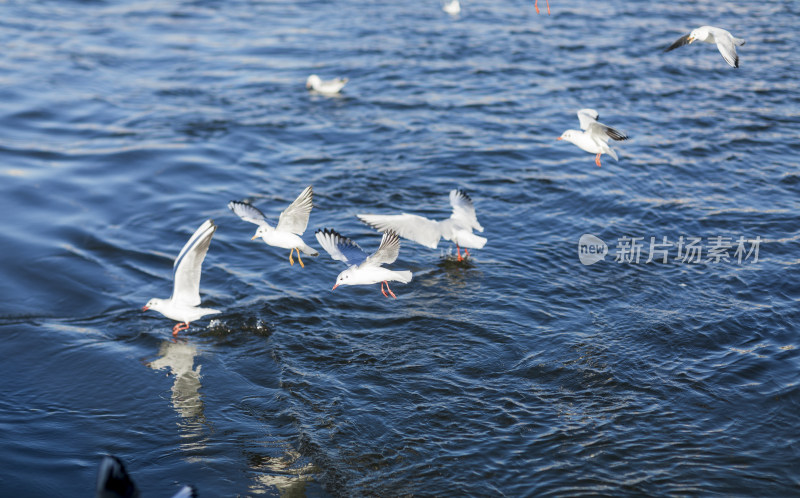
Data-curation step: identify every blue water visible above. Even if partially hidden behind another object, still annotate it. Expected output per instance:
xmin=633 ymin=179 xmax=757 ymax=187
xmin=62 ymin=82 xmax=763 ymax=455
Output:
xmin=1 ymin=0 xmax=799 ymax=495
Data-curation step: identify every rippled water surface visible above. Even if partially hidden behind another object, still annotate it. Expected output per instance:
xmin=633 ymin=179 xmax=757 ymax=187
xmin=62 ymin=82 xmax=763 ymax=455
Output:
xmin=1 ymin=0 xmax=799 ymax=495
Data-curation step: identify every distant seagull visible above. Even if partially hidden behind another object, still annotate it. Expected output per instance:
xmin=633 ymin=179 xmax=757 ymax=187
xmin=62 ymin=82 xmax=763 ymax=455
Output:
xmin=535 ymin=0 xmax=550 ymax=15
xmin=358 ymin=189 xmax=486 ymax=262
xmin=96 ymin=455 xmax=196 ymax=498
xmin=315 ymin=229 xmax=412 ymax=298
xmin=442 ymin=0 xmax=460 ymax=16
xmin=228 ymin=186 xmax=318 ymax=268
xmin=305 ymin=74 xmax=348 ymax=95
xmin=143 ymin=219 xmax=220 ymax=337
xmin=557 ymin=109 xmax=629 ymax=167
xmin=665 ymin=26 xmax=745 ymax=68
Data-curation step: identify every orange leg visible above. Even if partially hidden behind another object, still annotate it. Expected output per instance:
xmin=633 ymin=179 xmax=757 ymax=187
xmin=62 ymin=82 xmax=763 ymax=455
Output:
xmin=382 ymin=281 xmax=397 ymax=299
xmin=456 ymin=245 xmax=463 ymax=262
xmin=464 ymin=248 xmax=471 ymax=258
xmin=172 ymin=322 xmax=190 ymax=336
xmin=595 ymin=153 xmax=602 ymax=167
xmin=295 ymin=248 xmax=305 ymax=268
xmin=288 ymin=248 xmax=295 ymax=266
xmin=535 ymin=0 xmax=550 ymax=14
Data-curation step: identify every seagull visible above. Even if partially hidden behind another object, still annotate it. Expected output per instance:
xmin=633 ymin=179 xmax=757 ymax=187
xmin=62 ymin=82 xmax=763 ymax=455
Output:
xmin=305 ymin=74 xmax=348 ymax=95
xmin=96 ymin=455 xmax=196 ymax=498
xmin=228 ymin=186 xmax=319 ymax=268
xmin=535 ymin=0 xmax=550 ymax=15
xmin=143 ymin=219 xmax=220 ymax=337
xmin=357 ymin=189 xmax=486 ymax=262
xmin=442 ymin=0 xmax=460 ymax=16
xmin=665 ymin=26 xmax=745 ymax=68
xmin=315 ymin=229 xmax=412 ymax=298
xmin=557 ymin=108 xmax=629 ymax=167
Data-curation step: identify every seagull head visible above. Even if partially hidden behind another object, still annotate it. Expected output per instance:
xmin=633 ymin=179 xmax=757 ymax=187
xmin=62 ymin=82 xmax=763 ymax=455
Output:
xmin=688 ymin=27 xmax=709 ymax=44
xmin=333 ymin=267 xmax=357 ymax=290
xmin=142 ymin=298 xmax=163 ymax=312
xmin=557 ymin=129 xmax=580 ymax=144
xmin=252 ymin=225 xmax=270 ymax=240
xmin=306 ymin=74 xmax=321 ymax=89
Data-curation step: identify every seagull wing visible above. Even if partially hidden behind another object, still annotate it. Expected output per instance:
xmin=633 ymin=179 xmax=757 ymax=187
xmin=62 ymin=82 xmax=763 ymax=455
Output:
xmin=364 ymin=231 xmax=401 ymax=267
xmin=450 ymin=189 xmax=483 ymax=232
xmin=228 ymin=201 xmax=270 ymax=227
xmin=586 ymin=121 xmax=629 ymax=143
xmin=665 ymin=33 xmax=691 ymax=52
xmin=96 ymin=455 xmax=139 ymax=498
xmin=276 ymin=185 xmax=314 ymax=234
xmin=357 ymin=213 xmax=442 ymax=248
xmin=715 ymin=34 xmax=739 ymax=68
xmin=315 ymin=228 xmax=368 ymax=266
xmin=171 ymin=219 xmax=216 ymax=307
xmin=577 ymin=109 xmax=600 ymax=131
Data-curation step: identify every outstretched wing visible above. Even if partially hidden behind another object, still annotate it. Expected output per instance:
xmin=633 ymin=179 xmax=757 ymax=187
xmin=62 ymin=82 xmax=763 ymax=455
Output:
xmin=276 ymin=185 xmax=314 ymax=235
xmin=715 ymin=36 xmax=739 ymax=68
xmin=315 ymin=228 xmax=368 ymax=266
xmin=450 ymin=189 xmax=483 ymax=232
xmin=364 ymin=231 xmax=401 ymax=267
xmin=96 ymin=455 xmax=139 ymax=498
xmin=357 ymin=213 xmax=442 ymax=249
xmin=587 ymin=121 xmax=629 ymax=142
xmin=665 ymin=33 xmax=691 ymax=52
xmin=228 ymin=201 xmax=270 ymax=227
xmin=171 ymin=219 xmax=216 ymax=307
xmin=577 ymin=109 xmax=599 ymax=131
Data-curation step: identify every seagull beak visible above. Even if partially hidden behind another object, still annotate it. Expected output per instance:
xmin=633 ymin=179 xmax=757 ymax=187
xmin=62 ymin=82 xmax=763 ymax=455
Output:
xmin=687 ymin=36 xmax=695 ymax=44
xmin=251 ymin=234 xmax=259 ymax=240
xmin=332 ymin=284 xmax=338 ymax=290
xmin=557 ymin=137 xmax=563 ymax=140
xmin=142 ymin=305 xmax=149 ymax=311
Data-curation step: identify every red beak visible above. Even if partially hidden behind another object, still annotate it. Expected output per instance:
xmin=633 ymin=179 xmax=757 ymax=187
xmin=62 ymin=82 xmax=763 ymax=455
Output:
xmin=142 ymin=306 xmax=149 ymax=311
xmin=332 ymin=284 xmax=339 ymax=290
xmin=556 ymin=137 xmax=563 ymax=140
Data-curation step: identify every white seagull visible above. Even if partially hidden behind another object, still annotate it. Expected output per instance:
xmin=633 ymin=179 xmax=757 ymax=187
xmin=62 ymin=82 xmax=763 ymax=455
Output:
xmin=442 ymin=0 xmax=460 ymax=16
xmin=557 ymin=108 xmax=629 ymax=167
xmin=142 ymin=220 xmax=220 ymax=336
xmin=305 ymin=74 xmax=348 ymax=95
xmin=357 ymin=189 xmax=486 ymax=262
xmin=315 ymin=229 xmax=412 ymax=298
xmin=228 ymin=186 xmax=318 ymax=268
xmin=665 ymin=26 xmax=745 ymax=68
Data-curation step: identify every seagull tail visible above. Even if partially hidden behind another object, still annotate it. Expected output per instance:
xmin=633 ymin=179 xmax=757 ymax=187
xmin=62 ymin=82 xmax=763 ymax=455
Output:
xmin=734 ymin=38 xmax=745 ymax=46
xmin=607 ymin=148 xmax=619 ymax=162
xmin=299 ymin=243 xmax=319 ymax=256
xmin=393 ymin=271 xmax=413 ymax=284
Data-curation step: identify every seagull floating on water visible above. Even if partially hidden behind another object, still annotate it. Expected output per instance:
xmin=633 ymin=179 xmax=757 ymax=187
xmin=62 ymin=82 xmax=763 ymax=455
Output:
xmin=557 ymin=109 xmax=629 ymax=167
xmin=229 ymin=186 xmax=318 ymax=268
xmin=315 ymin=229 xmax=412 ymax=298
xmin=143 ymin=219 xmax=220 ymax=337
xmin=665 ymin=26 xmax=745 ymax=68
xmin=96 ymin=455 xmax=196 ymax=498
xmin=535 ymin=0 xmax=550 ymax=15
xmin=442 ymin=0 xmax=460 ymax=16
xmin=357 ymin=189 xmax=486 ymax=262
xmin=305 ymin=74 xmax=348 ymax=95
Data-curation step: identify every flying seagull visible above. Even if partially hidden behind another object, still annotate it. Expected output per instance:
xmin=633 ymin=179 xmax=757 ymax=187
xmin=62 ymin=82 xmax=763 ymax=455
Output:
xmin=357 ymin=189 xmax=486 ymax=262
xmin=228 ymin=186 xmax=318 ymax=268
xmin=665 ymin=26 xmax=745 ymax=68
xmin=557 ymin=108 xmax=629 ymax=167
xmin=315 ymin=229 xmax=412 ymax=298
xmin=142 ymin=219 xmax=220 ymax=337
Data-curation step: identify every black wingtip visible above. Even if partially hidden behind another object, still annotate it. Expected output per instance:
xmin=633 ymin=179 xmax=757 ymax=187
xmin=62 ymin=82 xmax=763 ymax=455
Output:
xmin=96 ymin=455 xmax=139 ymax=498
xmin=454 ymin=188 xmax=472 ymax=202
